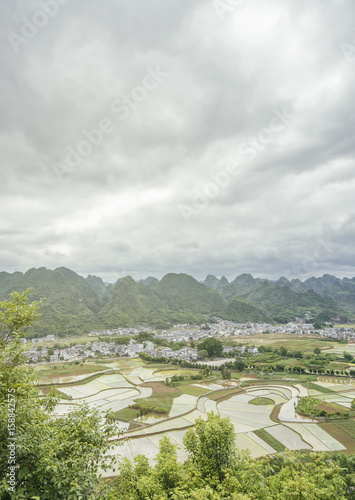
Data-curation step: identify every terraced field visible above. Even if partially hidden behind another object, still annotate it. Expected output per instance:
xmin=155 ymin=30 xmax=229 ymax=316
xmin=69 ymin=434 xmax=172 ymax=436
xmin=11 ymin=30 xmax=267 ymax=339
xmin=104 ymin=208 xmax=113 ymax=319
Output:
xmin=41 ymin=361 xmax=355 ymax=472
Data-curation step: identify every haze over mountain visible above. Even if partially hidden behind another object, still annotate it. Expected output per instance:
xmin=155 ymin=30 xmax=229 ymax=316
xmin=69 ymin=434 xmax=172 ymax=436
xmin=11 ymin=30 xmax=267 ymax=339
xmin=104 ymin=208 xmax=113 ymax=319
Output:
xmin=0 ymin=267 xmax=353 ymax=337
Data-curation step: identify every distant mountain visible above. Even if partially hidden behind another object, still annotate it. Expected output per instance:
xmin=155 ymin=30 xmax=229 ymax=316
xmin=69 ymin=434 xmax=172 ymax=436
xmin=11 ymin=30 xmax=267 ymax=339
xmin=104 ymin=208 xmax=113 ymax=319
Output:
xmin=267 ymin=274 xmax=355 ymax=313
xmin=0 ymin=267 xmax=99 ymax=336
xmin=87 ymin=274 xmax=112 ymax=306
xmin=149 ymin=273 xmax=226 ymax=315
xmin=204 ymin=274 xmax=352 ymax=323
xmin=203 ymin=273 xmax=261 ymax=301
xmin=139 ymin=276 xmax=159 ymax=286
xmin=239 ymin=280 xmax=346 ymax=324
xmin=0 ymin=268 xmax=354 ymax=337
xmin=204 ymin=275 xmax=220 ymax=289
xmin=98 ymin=276 xmax=166 ymax=328
xmin=221 ymin=297 xmax=268 ymax=323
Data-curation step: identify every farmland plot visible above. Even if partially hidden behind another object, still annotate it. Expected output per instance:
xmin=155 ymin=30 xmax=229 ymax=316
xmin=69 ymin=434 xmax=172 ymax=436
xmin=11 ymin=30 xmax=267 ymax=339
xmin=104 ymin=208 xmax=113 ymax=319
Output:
xmin=285 ymin=424 xmax=331 ymax=451
xmin=169 ymin=394 xmax=197 ymax=417
xmin=218 ymin=395 xmax=274 ymax=429
xmin=234 ymin=433 xmax=270 ymax=458
xmin=301 ymin=424 xmax=346 ymax=451
xmin=266 ymin=425 xmax=311 ymax=450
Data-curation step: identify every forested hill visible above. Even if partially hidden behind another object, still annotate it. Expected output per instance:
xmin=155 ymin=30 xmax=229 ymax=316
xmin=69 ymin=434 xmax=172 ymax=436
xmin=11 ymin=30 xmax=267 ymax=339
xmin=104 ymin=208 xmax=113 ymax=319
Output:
xmin=0 ymin=267 xmax=353 ymax=337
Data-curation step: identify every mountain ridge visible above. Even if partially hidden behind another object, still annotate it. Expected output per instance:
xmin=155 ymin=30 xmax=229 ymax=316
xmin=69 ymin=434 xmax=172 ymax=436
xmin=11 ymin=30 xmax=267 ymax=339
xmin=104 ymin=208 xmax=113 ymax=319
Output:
xmin=0 ymin=268 xmax=353 ymax=336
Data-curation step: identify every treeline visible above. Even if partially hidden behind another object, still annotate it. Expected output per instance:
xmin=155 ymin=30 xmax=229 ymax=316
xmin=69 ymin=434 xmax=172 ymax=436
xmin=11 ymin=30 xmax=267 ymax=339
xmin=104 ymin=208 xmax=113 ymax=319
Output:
xmin=112 ymin=412 xmax=352 ymax=499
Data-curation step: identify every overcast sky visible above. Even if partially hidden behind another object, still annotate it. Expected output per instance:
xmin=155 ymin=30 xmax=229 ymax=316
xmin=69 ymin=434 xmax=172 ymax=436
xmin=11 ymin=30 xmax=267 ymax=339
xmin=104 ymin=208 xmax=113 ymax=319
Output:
xmin=1 ymin=0 xmax=355 ymax=283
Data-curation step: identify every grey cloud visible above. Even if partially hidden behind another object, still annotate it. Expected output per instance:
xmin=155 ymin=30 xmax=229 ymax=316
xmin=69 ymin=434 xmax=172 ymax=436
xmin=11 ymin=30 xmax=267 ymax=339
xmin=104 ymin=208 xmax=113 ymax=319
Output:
xmin=1 ymin=0 xmax=355 ymax=282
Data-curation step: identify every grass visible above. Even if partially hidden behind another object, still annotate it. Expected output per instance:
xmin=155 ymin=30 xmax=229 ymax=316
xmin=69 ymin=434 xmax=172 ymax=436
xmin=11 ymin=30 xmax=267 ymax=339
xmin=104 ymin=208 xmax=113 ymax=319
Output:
xmin=131 ymin=395 xmax=175 ymax=414
xmin=254 ymin=428 xmax=286 ymax=452
xmin=113 ymin=407 xmax=141 ymax=422
xmin=247 ymin=334 xmax=338 ymax=354
xmin=316 ymin=402 xmax=349 ymax=415
xmin=297 ymin=396 xmax=349 ymax=417
xmin=331 ymin=419 xmax=355 ymax=439
xmin=148 ymin=363 xmax=180 ymax=371
xmin=140 ymin=382 xmax=179 ymax=396
xmin=302 ymin=382 xmax=334 ymax=394
xmin=208 ymin=387 xmax=243 ymax=402
xmin=179 ymin=385 xmax=211 ymax=396
xmin=154 ymin=369 xmax=198 ymax=377
xmin=35 ymin=362 xmax=108 ymax=381
xmin=319 ymin=421 xmax=355 ymax=454
xmin=40 ymin=386 xmax=72 ymax=400
xmin=249 ymin=398 xmax=274 ymax=405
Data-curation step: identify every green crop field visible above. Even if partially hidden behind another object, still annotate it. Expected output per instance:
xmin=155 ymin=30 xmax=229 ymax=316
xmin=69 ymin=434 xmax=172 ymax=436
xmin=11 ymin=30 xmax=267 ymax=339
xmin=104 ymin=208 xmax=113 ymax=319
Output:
xmin=244 ymin=334 xmax=338 ymax=353
xmin=254 ymin=428 xmax=286 ymax=452
xmin=35 ymin=362 xmax=108 ymax=382
xmin=249 ymin=397 xmax=274 ymax=405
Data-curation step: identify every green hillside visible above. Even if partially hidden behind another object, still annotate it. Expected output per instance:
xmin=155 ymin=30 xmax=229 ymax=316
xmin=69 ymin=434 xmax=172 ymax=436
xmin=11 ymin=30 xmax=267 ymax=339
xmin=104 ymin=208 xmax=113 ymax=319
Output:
xmin=221 ymin=297 xmax=269 ymax=323
xmin=149 ymin=273 xmax=227 ymax=315
xmin=98 ymin=276 xmax=166 ymax=328
xmin=87 ymin=274 xmax=112 ymax=306
xmin=239 ymin=280 xmax=346 ymax=323
xmin=0 ymin=268 xmax=354 ymax=336
xmin=0 ymin=267 xmax=98 ymax=337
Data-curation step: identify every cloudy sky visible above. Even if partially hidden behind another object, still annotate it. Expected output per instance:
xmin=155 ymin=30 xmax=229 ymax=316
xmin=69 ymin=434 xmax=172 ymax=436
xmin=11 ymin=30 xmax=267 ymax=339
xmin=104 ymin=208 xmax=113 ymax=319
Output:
xmin=1 ymin=0 xmax=355 ymax=283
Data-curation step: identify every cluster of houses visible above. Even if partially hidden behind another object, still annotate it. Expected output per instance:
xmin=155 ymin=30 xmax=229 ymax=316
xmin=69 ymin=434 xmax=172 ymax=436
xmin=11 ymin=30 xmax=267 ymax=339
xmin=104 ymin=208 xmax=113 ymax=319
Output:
xmin=22 ymin=316 xmax=355 ymax=364
xmin=207 ymin=318 xmax=355 ymax=340
xmin=87 ymin=326 xmax=154 ymax=336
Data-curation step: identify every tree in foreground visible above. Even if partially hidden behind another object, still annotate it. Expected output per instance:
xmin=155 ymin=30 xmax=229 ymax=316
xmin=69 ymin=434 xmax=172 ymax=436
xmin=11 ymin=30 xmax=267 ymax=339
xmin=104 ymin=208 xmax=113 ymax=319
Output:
xmin=114 ymin=412 xmax=347 ymax=499
xmin=0 ymin=290 xmax=120 ymax=499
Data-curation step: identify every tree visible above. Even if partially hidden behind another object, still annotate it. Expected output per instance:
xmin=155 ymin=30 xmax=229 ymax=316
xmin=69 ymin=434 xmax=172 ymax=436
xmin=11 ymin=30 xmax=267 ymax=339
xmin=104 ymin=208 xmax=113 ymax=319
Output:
xmin=279 ymin=347 xmax=287 ymax=356
xmin=183 ymin=412 xmax=237 ymax=481
xmin=265 ymin=452 xmax=346 ymax=499
xmin=314 ymin=347 xmax=321 ymax=355
xmin=343 ymin=351 xmax=353 ymax=362
xmin=0 ymin=290 xmax=120 ymax=499
xmin=199 ymin=349 xmax=208 ymax=360
xmin=234 ymin=359 xmax=246 ymax=371
xmin=197 ymin=339 xmax=223 ymax=358
xmin=115 ymin=417 xmax=348 ymax=499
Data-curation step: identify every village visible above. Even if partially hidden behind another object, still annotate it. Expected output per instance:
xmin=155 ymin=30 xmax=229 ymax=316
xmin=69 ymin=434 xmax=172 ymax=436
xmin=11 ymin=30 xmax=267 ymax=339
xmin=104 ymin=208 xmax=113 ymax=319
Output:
xmin=22 ymin=317 xmax=355 ymax=364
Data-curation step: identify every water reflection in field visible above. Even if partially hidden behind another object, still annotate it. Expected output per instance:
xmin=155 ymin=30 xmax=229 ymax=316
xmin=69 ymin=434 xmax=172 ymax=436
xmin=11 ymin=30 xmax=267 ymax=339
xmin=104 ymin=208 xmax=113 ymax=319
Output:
xmin=134 ymin=414 xmax=165 ymax=424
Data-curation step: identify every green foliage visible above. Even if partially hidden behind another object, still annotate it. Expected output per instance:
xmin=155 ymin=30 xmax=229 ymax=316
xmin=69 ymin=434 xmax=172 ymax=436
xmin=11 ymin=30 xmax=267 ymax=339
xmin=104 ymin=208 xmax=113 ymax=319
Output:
xmin=0 ymin=290 xmax=121 ymax=499
xmin=234 ymin=359 xmax=246 ymax=371
xmin=183 ymin=412 xmax=237 ymax=481
xmin=344 ymin=351 xmax=353 ymax=362
xmin=197 ymin=339 xmax=223 ymax=358
xmin=134 ymin=331 xmax=155 ymax=342
xmin=248 ymin=397 xmax=274 ymax=405
xmin=296 ymin=396 xmax=321 ymax=416
xmin=297 ymin=396 xmax=349 ymax=418
xmin=1 ymin=269 xmax=353 ymax=336
xmin=116 ymin=431 xmax=348 ymax=499
xmin=221 ymin=296 xmax=268 ymax=323
xmin=205 ymin=273 xmax=353 ymax=322
xmin=199 ymin=349 xmax=208 ymax=360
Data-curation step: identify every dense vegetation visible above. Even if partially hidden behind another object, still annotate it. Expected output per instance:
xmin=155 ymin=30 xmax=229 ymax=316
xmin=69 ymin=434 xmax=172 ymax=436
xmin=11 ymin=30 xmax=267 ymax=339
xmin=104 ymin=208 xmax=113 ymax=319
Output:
xmin=0 ymin=291 xmax=120 ymax=499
